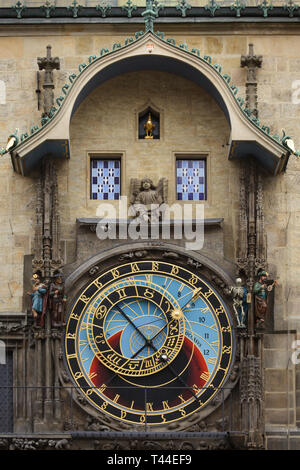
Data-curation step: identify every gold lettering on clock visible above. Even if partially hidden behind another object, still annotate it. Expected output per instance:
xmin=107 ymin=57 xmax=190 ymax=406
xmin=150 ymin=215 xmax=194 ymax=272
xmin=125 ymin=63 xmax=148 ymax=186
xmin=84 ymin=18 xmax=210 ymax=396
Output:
xmin=200 ymin=371 xmax=210 ymax=381
xmin=66 ymin=333 xmax=76 ymax=339
xmin=144 ymin=289 xmax=154 ymax=298
xmin=171 ymin=265 xmax=179 ymax=275
xmin=131 ymin=263 xmax=140 ymax=273
xmin=178 ymin=394 xmax=185 ymax=404
xmin=166 ymin=337 xmax=176 ymax=348
xmin=152 ymin=262 xmax=159 ymax=272
xmin=221 ymin=326 xmax=231 ymax=332
xmin=88 ymin=371 xmax=97 ymax=380
xmin=111 ymin=269 xmax=120 ymax=279
xmin=96 ymin=305 xmax=107 ymax=319
xmin=207 ymin=357 xmax=217 ymax=365
xmin=144 ymin=358 xmax=154 ymax=368
xmin=146 ymin=402 xmax=154 ymax=412
xmin=93 ymin=279 xmax=103 ymax=289
xmin=74 ymin=371 xmax=83 ymax=379
xmin=107 ymin=353 xmax=122 ymax=364
xmin=128 ymin=361 xmax=139 ymax=370
xmin=203 ymin=289 xmax=213 ymax=300
xmin=67 ymin=353 xmax=76 ymax=359
xmin=215 ymin=306 xmax=225 ymax=316
xmin=80 ymin=294 xmax=90 ymax=304
xmin=70 ymin=312 xmax=80 ymax=320
xmin=200 ymin=306 xmax=210 ymax=314
xmin=189 ymin=275 xmax=198 ymax=286
xmin=117 ymin=288 xmax=126 ymax=299
xmin=95 ymin=334 xmax=105 ymax=345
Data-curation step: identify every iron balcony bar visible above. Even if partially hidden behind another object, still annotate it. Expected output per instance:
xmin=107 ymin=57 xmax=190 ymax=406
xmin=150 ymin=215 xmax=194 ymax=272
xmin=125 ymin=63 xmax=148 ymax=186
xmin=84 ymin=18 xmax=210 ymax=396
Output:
xmin=0 ymin=384 xmax=237 ymax=435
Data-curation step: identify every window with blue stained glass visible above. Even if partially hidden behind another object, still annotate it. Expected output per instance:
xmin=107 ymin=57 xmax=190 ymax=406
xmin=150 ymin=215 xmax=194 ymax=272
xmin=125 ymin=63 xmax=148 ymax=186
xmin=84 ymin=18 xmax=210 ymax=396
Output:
xmin=91 ymin=158 xmax=121 ymax=200
xmin=176 ymin=159 xmax=206 ymax=201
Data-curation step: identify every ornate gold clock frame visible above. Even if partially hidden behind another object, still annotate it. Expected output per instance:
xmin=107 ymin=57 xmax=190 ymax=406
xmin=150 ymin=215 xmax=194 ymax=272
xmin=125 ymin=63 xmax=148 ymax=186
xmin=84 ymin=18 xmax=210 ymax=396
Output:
xmin=61 ymin=245 xmax=239 ymax=435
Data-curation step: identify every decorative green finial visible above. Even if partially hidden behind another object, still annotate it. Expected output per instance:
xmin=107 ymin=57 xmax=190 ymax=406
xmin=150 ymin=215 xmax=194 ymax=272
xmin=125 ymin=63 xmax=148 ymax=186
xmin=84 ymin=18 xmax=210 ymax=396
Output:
xmin=96 ymin=1 xmax=112 ymax=18
xmin=41 ymin=1 xmax=55 ymax=18
xmin=122 ymin=0 xmax=138 ymax=17
xmin=176 ymin=0 xmax=192 ymax=17
xmin=67 ymin=0 xmax=82 ymax=18
xmin=258 ymin=0 xmax=273 ymax=17
xmin=283 ymin=0 xmax=299 ymax=17
xmin=152 ymin=0 xmax=165 ymax=17
xmin=12 ymin=1 xmax=26 ymax=19
xmin=142 ymin=0 xmax=157 ymax=33
xmin=230 ymin=0 xmax=246 ymax=17
xmin=204 ymin=0 xmax=220 ymax=17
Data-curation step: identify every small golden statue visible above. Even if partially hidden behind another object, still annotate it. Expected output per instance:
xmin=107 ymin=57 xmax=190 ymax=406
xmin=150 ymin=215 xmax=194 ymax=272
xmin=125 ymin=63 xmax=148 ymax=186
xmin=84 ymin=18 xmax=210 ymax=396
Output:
xmin=144 ymin=112 xmax=155 ymax=139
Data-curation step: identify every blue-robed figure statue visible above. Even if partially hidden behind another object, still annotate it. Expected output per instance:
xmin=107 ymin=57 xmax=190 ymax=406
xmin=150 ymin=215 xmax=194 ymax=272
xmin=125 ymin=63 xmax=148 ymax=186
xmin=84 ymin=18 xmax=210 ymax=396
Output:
xmin=27 ymin=273 xmax=48 ymax=326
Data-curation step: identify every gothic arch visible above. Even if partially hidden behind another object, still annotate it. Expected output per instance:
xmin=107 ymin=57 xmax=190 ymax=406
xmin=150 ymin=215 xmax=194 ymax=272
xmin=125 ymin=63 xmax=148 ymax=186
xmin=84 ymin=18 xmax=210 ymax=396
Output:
xmin=10 ymin=32 xmax=288 ymax=176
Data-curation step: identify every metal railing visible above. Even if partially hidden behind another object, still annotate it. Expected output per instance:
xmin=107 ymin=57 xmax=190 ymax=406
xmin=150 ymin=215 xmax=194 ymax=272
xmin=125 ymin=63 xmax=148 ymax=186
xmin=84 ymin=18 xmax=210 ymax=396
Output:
xmin=0 ymin=384 xmax=239 ymax=436
xmin=0 ymin=1 xmax=293 ymax=10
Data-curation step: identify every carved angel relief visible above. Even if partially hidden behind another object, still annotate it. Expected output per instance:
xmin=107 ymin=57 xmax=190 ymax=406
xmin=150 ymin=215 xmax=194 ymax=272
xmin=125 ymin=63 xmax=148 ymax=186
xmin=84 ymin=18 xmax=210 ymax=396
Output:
xmin=129 ymin=177 xmax=168 ymax=222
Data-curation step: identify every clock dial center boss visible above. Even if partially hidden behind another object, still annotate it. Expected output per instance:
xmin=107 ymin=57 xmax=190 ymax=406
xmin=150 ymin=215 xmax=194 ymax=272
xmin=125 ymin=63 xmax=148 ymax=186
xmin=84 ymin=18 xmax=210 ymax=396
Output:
xmin=65 ymin=260 xmax=234 ymax=426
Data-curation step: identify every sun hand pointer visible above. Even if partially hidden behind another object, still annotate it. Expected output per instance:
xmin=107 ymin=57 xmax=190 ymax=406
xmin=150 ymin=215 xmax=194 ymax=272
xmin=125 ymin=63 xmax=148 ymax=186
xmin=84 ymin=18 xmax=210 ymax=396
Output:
xmin=181 ymin=287 xmax=202 ymax=311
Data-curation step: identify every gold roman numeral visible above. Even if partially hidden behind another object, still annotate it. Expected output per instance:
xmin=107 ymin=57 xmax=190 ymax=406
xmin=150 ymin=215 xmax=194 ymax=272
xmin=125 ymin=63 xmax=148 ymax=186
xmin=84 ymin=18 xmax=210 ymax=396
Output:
xmin=207 ymin=357 xmax=217 ymax=365
xmin=200 ymin=371 xmax=210 ymax=381
xmin=117 ymin=288 xmax=126 ymax=299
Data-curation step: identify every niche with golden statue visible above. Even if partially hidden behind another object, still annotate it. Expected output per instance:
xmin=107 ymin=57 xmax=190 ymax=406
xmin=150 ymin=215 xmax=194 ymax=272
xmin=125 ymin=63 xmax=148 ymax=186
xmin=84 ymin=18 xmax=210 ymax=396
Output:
xmin=138 ymin=106 xmax=160 ymax=140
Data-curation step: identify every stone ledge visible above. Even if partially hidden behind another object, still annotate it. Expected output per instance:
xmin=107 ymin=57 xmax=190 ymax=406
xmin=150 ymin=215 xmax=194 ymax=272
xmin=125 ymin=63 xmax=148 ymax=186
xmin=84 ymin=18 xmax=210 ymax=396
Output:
xmin=76 ymin=217 xmax=224 ymax=228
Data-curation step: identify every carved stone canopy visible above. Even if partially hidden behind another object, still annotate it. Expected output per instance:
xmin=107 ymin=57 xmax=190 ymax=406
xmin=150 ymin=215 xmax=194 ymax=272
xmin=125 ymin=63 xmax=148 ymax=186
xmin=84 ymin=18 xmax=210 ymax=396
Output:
xmin=10 ymin=32 xmax=288 ymax=177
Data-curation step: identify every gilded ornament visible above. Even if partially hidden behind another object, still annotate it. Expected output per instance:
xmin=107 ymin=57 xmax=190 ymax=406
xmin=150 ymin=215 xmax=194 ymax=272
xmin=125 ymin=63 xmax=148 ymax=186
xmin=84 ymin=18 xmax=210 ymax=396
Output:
xmin=144 ymin=112 xmax=155 ymax=139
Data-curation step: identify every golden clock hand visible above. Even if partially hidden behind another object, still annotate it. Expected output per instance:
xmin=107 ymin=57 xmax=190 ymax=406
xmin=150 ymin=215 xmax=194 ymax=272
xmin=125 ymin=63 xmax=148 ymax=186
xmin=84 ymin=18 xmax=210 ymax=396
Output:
xmin=182 ymin=287 xmax=202 ymax=311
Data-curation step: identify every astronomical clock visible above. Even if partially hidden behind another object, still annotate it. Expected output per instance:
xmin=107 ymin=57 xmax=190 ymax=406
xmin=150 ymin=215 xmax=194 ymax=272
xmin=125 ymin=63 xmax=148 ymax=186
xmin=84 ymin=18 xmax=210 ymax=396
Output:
xmin=64 ymin=255 xmax=236 ymax=430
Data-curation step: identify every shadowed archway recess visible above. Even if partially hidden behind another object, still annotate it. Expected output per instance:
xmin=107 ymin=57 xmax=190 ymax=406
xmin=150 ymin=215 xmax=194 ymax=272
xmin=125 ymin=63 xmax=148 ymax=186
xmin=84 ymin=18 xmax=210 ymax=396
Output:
xmin=10 ymin=32 xmax=289 ymax=176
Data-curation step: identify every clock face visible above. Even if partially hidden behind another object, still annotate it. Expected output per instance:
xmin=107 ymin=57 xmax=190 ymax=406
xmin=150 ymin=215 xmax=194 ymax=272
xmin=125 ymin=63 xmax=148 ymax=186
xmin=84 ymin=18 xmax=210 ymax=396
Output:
xmin=65 ymin=260 xmax=234 ymax=426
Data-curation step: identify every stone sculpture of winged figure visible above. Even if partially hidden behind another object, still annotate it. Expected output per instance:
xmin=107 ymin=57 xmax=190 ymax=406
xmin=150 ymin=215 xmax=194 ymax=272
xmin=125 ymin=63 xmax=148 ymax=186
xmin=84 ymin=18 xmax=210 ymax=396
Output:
xmin=129 ymin=177 xmax=168 ymax=222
